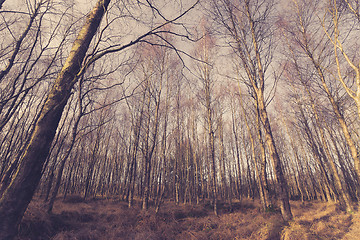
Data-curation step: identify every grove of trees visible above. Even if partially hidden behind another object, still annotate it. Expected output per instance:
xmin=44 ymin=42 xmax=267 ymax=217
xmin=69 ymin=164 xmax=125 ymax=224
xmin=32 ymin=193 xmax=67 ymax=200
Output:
xmin=0 ymin=0 xmax=359 ymax=238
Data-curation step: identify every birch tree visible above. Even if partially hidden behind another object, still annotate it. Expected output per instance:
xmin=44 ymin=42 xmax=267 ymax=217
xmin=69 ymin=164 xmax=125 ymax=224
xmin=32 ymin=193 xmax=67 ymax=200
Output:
xmin=210 ymin=0 xmax=293 ymax=221
xmin=0 ymin=0 xmax=111 ymax=238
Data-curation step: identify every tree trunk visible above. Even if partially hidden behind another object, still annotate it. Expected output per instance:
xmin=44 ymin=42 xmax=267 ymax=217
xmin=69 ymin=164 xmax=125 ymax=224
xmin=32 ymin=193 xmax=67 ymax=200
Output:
xmin=0 ymin=1 xmax=110 ymax=238
xmin=206 ymin=82 xmax=217 ymax=216
xmin=257 ymin=94 xmax=293 ymax=221
xmin=256 ymin=107 xmax=271 ymax=210
xmin=306 ymin=87 xmax=353 ymax=211
xmin=47 ymin=113 xmax=82 ymax=212
xmin=230 ymin=98 xmax=242 ymax=200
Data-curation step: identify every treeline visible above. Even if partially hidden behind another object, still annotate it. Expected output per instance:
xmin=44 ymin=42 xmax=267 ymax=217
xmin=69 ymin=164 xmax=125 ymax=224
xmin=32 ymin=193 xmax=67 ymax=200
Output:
xmin=0 ymin=0 xmax=360 ymax=238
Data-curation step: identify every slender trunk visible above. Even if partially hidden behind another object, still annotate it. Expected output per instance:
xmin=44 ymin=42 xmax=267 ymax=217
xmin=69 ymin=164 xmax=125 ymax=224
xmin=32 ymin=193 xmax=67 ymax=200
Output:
xmin=299 ymin=105 xmax=335 ymax=201
xmin=127 ymin=93 xmax=145 ymax=207
xmin=48 ymin=111 xmax=83 ymax=211
xmin=174 ymin=85 xmax=181 ymax=205
xmin=238 ymin=85 xmax=269 ymax=209
xmin=230 ymin=101 xmax=242 ymax=200
xmin=47 ymin=152 xmax=73 ymax=212
xmin=206 ymin=91 xmax=217 ymax=216
xmin=326 ymin=124 xmax=357 ymax=201
xmin=246 ymin=0 xmax=292 ymax=218
xmin=227 ymin=159 xmax=234 ymax=212
xmin=63 ymin=157 xmax=77 ymax=200
xmin=142 ymin=78 xmax=161 ymax=210
xmin=155 ymin=108 xmax=168 ymax=212
xmin=303 ymin=23 xmax=360 ymax=196
xmin=84 ymin=131 xmax=102 ymax=200
xmin=301 ymin=81 xmax=353 ymax=210
xmin=128 ymin=157 xmax=137 ymax=208
xmin=219 ymin=116 xmax=227 ymax=201
xmin=192 ymin=113 xmax=200 ymax=204
xmin=257 ymin=94 xmax=293 ymax=221
xmin=256 ymin=107 xmax=271 ymax=209
xmin=280 ymin=114 xmax=307 ymax=202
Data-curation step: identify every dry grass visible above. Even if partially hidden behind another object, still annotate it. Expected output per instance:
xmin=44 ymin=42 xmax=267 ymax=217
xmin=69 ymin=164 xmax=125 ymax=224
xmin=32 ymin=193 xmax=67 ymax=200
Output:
xmin=14 ymin=197 xmax=359 ymax=240
xmin=281 ymin=201 xmax=354 ymax=240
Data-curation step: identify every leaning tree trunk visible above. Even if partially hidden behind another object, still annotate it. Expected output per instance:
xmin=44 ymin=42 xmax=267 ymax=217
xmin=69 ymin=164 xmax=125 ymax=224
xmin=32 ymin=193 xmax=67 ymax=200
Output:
xmin=0 ymin=1 xmax=110 ymax=239
xmin=256 ymin=92 xmax=293 ymax=221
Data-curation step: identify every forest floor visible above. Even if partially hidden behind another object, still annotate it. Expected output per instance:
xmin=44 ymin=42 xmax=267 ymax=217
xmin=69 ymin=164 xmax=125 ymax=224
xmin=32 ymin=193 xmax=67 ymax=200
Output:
xmin=15 ymin=196 xmax=360 ymax=240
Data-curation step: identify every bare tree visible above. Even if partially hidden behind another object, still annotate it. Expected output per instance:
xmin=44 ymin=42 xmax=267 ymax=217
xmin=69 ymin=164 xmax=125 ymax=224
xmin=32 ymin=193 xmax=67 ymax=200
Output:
xmin=210 ymin=0 xmax=293 ymax=220
xmin=193 ymin=22 xmax=219 ymax=215
xmin=0 ymin=1 xmax=111 ymax=238
xmin=281 ymin=0 xmax=360 ymax=204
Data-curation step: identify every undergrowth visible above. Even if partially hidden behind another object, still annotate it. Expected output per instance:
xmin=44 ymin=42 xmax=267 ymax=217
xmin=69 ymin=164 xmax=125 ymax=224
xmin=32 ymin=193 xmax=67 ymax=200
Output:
xmin=13 ymin=196 xmax=357 ymax=240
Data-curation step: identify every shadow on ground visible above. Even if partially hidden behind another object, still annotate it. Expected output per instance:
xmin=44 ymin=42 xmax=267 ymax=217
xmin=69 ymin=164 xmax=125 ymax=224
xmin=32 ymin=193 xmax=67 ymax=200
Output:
xmin=15 ymin=197 xmax=355 ymax=240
